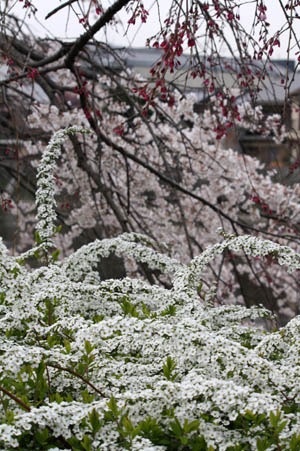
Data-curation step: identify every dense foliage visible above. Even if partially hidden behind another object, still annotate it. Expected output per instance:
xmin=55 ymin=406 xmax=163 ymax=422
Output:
xmin=2 ymin=4 xmax=300 ymax=446
xmin=1 ymin=129 xmax=300 ymax=450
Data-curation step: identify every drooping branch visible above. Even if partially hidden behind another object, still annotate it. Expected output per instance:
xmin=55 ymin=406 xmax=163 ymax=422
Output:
xmin=65 ymin=0 xmax=132 ymax=69
xmin=94 ymin=127 xmax=297 ymax=241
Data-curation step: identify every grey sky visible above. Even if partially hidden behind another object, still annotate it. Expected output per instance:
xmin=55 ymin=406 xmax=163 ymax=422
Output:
xmin=10 ymin=1 xmax=294 ymax=59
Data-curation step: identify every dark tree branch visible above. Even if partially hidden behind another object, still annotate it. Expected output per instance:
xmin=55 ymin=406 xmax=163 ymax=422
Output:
xmin=68 ymin=134 xmax=130 ymax=232
xmin=93 ymin=128 xmax=274 ymax=235
xmin=31 ymin=43 xmax=72 ymax=68
xmin=45 ymin=0 xmax=78 ymax=20
xmin=65 ymin=0 xmax=132 ymax=69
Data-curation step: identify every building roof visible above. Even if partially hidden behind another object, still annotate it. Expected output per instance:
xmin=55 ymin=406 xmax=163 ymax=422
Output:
xmin=87 ymin=45 xmax=300 ymax=106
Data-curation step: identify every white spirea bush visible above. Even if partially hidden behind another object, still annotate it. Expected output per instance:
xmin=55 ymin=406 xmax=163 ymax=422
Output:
xmin=1 ymin=129 xmax=300 ymax=450
xmin=11 ymin=70 xmax=300 ymax=319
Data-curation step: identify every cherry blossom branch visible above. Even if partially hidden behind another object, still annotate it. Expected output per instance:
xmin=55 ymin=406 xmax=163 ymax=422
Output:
xmin=94 ymin=128 xmax=292 ymax=240
xmin=68 ymin=134 xmax=130 ymax=232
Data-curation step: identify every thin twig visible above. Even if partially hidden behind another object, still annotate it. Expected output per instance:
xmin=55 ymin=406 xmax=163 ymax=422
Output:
xmin=47 ymin=363 xmax=105 ymax=397
xmin=0 ymin=385 xmax=31 ymax=411
xmin=45 ymin=0 xmax=78 ymax=20
xmin=65 ymin=0 xmax=132 ymax=69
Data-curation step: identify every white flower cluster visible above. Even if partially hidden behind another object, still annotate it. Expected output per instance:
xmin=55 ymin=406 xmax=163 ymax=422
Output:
xmin=238 ymin=102 xmax=287 ymax=142
xmin=1 ymin=135 xmax=300 ymax=448
xmin=35 ymin=126 xmax=89 ymax=245
xmin=1 ymin=225 xmax=300 ymax=449
xmin=61 ymin=232 xmax=181 ymax=282
xmin=174 ymin=233 xmax=300 ymax=293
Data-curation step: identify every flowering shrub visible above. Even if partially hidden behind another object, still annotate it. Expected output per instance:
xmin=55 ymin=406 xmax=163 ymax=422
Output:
xmin=2 ymin=1 xmax=300 ymax=322
xmin=1 ymin=54 xmax=297 ymax=319
xmin=1 ymin=129 xmax=300 ymax=450
xmin=16 ymin=85 xmax=300 ymax=322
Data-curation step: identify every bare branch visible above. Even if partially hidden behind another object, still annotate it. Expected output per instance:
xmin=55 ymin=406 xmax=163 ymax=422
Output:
xmin=45 ymin=0 xmax=78 ymax=20
xmin=65 ymin=0 xmax=132 ymax=69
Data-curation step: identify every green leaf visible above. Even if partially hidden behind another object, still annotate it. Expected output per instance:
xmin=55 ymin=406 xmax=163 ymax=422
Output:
xmin=256 ymin=438 xmax=271 ymax=451
xmin=81 ymin=433 xmax=92 ymax=451
xmin=34 ymin=231 xmax=42 ymax=244
xmin=0 ymin=292 xmax=6 ymax=304
xmin=89 ymin=408 xmax=102 ymax=435
xmin=107 ymin=396 xmax=120 ymax=418
xmin=50 ymin=392 xmax=64 ymax=403
xmin=54 ymin=224 xmax=62 ymax=235
xmin=161 ymin=305 xmax=176 ymax=316
xmin=51 ymin=248 xmax=60 ymax=262
xmin=34 ymin=249 xmax=41 ymax=260
xmin=84 ymin=340 xmax=95 ymax=355
xmin=183 ymin=419 xmax=200 ymax=434
xmin=289 ymin=433 xmax=300 ymax=451
xmin=120 ymin=297 xmax=139 ymax=317
xmin=269 ymin=409 xmax=282 ymax=428
xmin=81 ymin=390 xmax=95 ymax=404
xmin=34 ymin=361 xmax=48 ymax=402
xmin=163 ymin=356 xmax=177 ymax=381
xmin=64 ymin=339 xmax=71 ymax=353
xmin=35 ymin=428 xmax=49 ymax=446
xmin=11 ymin=267 xmax=20 ymax=278
xmin=137 ymin=417 xmax=166 ymax=444
xmin=93 ymin=314 xmax=104 ymax=323
xmin=120 ymin=415 xmax=135 ymax=436
xmin=170 ymin=418 xmax=183 ymax=437
xmin=141 ymin=302 xmax=151 ymax=317
xmin=4 ymin=409 xmax=14 ymax=424
xmin=197 ymin=282 xmax=203 ymax=295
